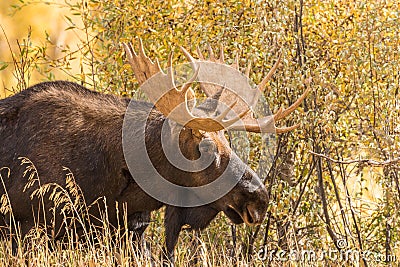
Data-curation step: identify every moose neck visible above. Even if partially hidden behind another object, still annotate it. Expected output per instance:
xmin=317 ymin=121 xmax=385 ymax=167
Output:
xmin=144 ymin=113 xmax=196 ymax=187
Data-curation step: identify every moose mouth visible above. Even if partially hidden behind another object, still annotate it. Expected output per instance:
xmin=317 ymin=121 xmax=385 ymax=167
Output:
xmin=224 ymin=205 xmax=261 ymax=226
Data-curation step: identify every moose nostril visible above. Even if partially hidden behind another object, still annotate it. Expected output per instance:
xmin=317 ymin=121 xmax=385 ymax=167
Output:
xmin=246 ymin=205 xmax=258 ymax=224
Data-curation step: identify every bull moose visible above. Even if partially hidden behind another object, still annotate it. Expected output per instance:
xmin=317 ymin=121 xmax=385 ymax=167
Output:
xmin=0 ymin=40 xmax=309 ymax=264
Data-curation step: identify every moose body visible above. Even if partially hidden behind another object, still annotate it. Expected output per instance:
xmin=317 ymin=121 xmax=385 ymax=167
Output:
xmin=0 ymin=41 xmax=308 ymax=264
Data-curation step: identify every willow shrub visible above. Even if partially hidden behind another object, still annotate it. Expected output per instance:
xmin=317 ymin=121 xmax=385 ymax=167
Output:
xmin=2 ymin=0 xmax=400 ymax=265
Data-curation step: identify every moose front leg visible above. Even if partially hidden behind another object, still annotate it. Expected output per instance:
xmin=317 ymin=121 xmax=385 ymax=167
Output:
xmin=126 ymin=211 xmax=153 ymax=262
xmin=127 ymin=211 xmax=150 ymax=240
xmin=164 ymin=206 xmax=182 ymax=266
xmin=164 ymin=205 xmax=219 ymax=266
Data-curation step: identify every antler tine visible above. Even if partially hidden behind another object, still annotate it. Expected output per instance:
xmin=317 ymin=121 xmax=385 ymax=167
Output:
xmin=180 ymin=46 xmax=196 ymax=62
xmin=215 ymin=100 xmax=238 ymax=121
xmin=211 ymin=81 xmax=250 ymax=126
xmin=138 ymin=39 xmax=146 ymax=57
xmin=216 ymin=100 xmax=250 ymax=121
xmin=167 ymin=51 xmax=173 ymax=69
xmin=274 ymin=85 xmax=311 ymax=121
xmin=230 ymin=52 xmax=240 ymax=70
xmin=123 ymin=42 xmax=146 ymax=84
xmin=236 ymin=108 xmax=251 ymax=121
xmin=196 ymin=46 xmax=205 ymax=60
xmin=275 ymin=124 xmax=300 ymax=133
xmin=245 ymin=60 xmax=252 ymax=77
xmin=122 ymin=42 xmax=134 ymax=59
xmin=224 ymin=110 xmax=251 ymax=127
xmin=272 ymin=107 xmax=284 ymax=122
xmin=178 ymin=46 xmax=200 ymax=93
xmin=180 ymin=46 xmax=199 ymax=73
xmin=180 ymin=64 xmax=200 ymax=93
xmin=257 ymin=53 xmax=282 ymax=92
xmin=207 ymin=43 xmax=215 ymax=60
xmin=137 ymin=38 xmax=157 ymax=68
xmin=123 ymin=39 xmax=163 ymax=85
xmin=166 ymin=51 xmax=177 ymax=89
xmin=199 ymin=98 xmax=251 ymax=130
xmin=219 ymin=44 xmax=224 ymax=62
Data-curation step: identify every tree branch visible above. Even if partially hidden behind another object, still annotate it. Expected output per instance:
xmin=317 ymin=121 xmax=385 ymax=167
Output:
xmin=309 ymin=151 xmax=400 ymax=167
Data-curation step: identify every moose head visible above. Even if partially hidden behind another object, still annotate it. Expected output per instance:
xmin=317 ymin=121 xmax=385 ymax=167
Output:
xmin=122 ymin=40 xmax=310 ymax=261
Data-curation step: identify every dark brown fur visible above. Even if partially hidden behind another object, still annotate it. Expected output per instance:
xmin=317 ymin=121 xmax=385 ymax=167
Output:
xmin=0 ymin=81 xmax=268 ymax=263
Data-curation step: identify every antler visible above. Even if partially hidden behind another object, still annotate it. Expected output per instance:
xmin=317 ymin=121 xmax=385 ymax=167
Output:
xmin=123 ymin=40 xmax=248 ymax=131
xmin=181 ymin=45 xmax=311 ymax=133
xmin=124 ymin=40 xmax=310 ymax=133
xmin=123 ymin=39 xmax=162 ymax=85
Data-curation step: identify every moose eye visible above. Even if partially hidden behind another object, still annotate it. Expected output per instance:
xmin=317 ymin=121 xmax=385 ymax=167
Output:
xmin=198 ymin=138 xmax=217 ymax=154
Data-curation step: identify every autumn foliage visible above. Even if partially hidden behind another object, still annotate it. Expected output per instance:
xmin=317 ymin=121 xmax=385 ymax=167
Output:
xmin=0 ymin=0 xmax=399 ymax=265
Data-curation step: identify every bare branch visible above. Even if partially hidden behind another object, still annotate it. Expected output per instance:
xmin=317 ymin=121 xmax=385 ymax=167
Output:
xmin=309 ymin=151 xmax=400 ymax=167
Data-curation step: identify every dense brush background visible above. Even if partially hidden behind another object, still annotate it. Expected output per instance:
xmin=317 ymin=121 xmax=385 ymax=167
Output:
xmin=0 ymin=0 xmax=399 ymax=266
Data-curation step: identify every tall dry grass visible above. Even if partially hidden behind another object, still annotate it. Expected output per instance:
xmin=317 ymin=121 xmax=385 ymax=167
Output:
xmin=1 ymin=0 xmax=400 ymax=266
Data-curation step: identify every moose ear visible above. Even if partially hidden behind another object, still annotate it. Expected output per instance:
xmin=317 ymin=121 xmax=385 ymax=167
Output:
xmin=192 ymin=85 xmax=224 ymax=117
xmin=191 ymin=129 xmax=204 ymax=139
xmin=168 ymin=118 xmax=205 ymax=140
